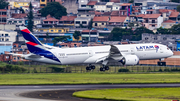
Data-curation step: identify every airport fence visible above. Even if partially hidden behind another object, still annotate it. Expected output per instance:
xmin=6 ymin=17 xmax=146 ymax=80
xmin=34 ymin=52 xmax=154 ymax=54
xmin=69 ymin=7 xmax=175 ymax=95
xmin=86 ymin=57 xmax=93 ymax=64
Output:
xmin=1 ymin=61 xmax=180 ymax=73
xmin=65 ymin=65 xmax=180 ymax=73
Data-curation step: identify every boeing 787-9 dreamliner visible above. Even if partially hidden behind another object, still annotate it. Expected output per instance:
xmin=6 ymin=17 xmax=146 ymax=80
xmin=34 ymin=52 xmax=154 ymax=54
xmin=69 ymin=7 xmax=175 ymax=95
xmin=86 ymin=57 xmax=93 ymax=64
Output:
xmin=10 ymin=26 xmax=173 ymax=71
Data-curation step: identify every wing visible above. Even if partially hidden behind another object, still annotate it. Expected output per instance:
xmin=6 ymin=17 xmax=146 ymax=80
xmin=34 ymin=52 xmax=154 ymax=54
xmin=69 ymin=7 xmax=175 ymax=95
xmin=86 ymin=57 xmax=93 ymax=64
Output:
xmin=108 ymin=45 xmax=122 ymax=59
xmin=96 ymin=45 xmax=123 ymax=65
xmin=6 ymin=53 xmax=41 ymax=59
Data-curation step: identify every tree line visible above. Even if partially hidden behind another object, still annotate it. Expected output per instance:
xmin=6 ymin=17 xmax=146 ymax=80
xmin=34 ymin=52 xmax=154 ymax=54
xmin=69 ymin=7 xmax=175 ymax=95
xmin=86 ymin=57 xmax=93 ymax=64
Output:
xmin=54 ymin=24 xmax=180 ymax=44
xmin=156 ymin=24 xmax=180 ymax=35
xmin=109 ymin=26 xmax=154 ymax=41
xmin=109 ymin=24 xmax=180 ymax=41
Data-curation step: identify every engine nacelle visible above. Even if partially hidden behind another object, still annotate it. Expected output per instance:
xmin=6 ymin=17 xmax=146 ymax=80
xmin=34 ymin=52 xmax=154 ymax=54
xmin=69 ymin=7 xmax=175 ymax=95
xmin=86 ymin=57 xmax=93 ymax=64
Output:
xmin=119 ymin=55 xmax=139 ymax=65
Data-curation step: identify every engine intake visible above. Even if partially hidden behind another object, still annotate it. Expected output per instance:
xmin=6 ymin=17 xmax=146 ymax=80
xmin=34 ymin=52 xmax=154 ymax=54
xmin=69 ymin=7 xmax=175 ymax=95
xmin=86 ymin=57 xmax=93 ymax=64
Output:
xmin=119 ymin=55 xmax=139 ymax=65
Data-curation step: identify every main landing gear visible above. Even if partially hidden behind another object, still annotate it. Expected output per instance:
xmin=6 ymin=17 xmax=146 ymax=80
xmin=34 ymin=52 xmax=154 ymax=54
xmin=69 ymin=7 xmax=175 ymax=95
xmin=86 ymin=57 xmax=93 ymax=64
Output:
xmin=86 ymin=65 xmax=109 ymax=71
xmin=100 ymin=66 xmax=109 ymax=71
xmin=86 ymin=64 xmax=95 ymax=70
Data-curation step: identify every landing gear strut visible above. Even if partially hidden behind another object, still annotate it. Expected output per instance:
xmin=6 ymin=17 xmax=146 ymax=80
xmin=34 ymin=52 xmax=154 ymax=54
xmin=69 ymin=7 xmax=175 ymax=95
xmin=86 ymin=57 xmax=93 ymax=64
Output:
xmin=86 ymin=64 xmax=95 ymax=71
xmin=100 ymin=66 xmax=109 ymax=71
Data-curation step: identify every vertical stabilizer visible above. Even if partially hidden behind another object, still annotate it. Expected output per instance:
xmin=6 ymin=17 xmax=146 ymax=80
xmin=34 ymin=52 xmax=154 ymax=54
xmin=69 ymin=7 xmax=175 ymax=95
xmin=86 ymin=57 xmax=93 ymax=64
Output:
xmin=19 ymin=26 xmax=44 ymax=53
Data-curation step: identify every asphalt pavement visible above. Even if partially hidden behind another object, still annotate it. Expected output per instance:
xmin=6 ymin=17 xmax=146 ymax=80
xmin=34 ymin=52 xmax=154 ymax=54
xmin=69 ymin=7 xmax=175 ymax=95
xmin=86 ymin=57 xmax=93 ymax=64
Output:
xmin=1 ymin=84 xmax=180 ymax=101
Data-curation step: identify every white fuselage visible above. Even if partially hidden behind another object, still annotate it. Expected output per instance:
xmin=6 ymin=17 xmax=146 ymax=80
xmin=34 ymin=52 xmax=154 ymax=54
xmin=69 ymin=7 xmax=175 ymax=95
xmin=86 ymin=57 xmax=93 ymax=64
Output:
xmin=25 ymin=43 xmax=173 ymax=65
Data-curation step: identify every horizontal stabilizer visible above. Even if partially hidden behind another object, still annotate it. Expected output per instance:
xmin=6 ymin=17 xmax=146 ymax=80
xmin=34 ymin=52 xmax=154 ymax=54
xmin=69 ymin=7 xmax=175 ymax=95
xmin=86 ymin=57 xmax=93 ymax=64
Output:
xmin=7 ymin=53 xmax=42 ymax=59
xmin=7 ymin=53 xmax=25 ymax=58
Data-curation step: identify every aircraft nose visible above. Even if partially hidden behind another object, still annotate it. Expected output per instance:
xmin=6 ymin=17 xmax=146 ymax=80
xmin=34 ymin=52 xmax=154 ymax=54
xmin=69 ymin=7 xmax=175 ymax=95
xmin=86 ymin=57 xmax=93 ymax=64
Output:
xmin=169 ymin=50 xmax=173 ymax=57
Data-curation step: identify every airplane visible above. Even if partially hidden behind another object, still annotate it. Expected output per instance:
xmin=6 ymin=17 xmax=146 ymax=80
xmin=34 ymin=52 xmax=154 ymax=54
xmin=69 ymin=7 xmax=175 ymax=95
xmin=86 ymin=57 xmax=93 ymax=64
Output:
xmin=9 ymin=26 xmax=173 ymax=71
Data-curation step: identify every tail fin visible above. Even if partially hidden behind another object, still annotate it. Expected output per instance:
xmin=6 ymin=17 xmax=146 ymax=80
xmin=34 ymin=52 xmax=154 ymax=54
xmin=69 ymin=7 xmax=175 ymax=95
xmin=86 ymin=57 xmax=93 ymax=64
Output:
xmin=19 ymin=26 xmax=44 ymax=53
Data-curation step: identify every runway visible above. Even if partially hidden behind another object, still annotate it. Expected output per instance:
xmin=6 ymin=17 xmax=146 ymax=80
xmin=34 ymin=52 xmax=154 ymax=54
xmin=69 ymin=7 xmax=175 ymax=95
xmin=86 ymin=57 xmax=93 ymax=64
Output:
xmin=1 ymin=84 xmax=180 ymax=101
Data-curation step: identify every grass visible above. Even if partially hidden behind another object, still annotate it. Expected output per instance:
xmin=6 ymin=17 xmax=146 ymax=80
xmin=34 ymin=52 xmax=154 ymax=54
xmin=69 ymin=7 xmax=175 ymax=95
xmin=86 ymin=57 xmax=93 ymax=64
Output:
xmin=73 ymin=88 xmax=180 ymax=101
xmin=0 ymin=62 xmax=66 ymax=73
xmin=1 ymin=73 xmax=180 ymax=85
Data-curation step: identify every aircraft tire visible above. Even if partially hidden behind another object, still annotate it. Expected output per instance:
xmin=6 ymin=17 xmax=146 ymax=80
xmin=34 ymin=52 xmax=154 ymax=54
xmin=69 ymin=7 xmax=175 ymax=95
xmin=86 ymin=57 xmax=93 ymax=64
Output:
xmin=91 ymin=65 xmax=95 ymax=69
xmin=86 ymin=66 xmax=91 ymax=70
xmin=88 ymin=67 xmax=91 ymax=70
xmin=86 ymin=66 xmax=89 ymax=70
xmin=105 ymin=66 xmax=109 ymax=70
xmin=100 ymin=67 xmax=105 ymax=71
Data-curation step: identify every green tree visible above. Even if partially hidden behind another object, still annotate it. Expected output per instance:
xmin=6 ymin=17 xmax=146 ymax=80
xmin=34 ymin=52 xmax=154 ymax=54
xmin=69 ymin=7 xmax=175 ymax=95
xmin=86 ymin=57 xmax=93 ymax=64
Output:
xmin=128 ymin=0 xmax=134 ymax=3
xmin=88 ymin=19 xmax=93 ymax=29
xmin=170 ymin=24 xmax=180 ymax=34
xmin=73 ymin=31 xmax=81 ymax=41
xmin=46 ymin=32 xmax=49 ymax=38
xmin=133 ymin=26 xmax=154 ymax=41
xmin=52 ymin=36 xmax=71 ymax=45
xmin=46 ymin=32 xmax=50 ymax=42
xmin=128 ymin=23 xmax=134 ymax=28
xmin=171 ymin=0 xmax=179 ymax=3
xmin=40 ymin=2 xmax=67 ymax=19
xmin=109 ymin=27 xmax=132 ymax=41
xmin=0 ymin=0 xmax=9 ymax=9
xmin=27 ymin=2 xmax=34 ymax=32
xmin=134 ymin=26 xmax=154 ymax=34
xmin=156 ymin=27 xmax=170 ymax=34
xmin=177 ymin=5 xmax=180 ymax=12
xmin=109 ymin=27 xmax=123 ymax=41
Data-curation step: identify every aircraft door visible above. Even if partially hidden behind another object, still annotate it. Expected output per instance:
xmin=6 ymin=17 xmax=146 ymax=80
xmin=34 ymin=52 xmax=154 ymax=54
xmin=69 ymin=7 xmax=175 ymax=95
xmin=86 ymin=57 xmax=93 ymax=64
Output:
xmin=130 ymin=48 xmax=135 ymax=55
xmin=159 ymin=48 xmax=163 ymax=53
xmin=89 ymin=50 xmax=93 ymax=57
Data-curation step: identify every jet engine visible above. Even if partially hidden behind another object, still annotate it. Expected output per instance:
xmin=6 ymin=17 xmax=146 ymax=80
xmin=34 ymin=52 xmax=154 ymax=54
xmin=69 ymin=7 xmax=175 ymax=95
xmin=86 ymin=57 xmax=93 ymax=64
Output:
xmin=119 ymin=55 xmax=139 ymax=65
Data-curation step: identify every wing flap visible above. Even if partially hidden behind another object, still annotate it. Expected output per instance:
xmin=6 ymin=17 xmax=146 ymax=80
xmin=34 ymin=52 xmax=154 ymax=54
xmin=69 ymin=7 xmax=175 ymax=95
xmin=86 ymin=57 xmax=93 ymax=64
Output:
xmin=109 ymin=45 xmax=122 ymax=58
xmin=96 ymin=45 xmax=123 ymax=65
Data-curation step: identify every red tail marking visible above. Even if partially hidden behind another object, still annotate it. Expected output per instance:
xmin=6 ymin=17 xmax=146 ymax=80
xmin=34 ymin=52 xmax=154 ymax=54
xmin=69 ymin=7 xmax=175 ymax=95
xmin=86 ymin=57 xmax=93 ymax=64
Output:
xmin=26 ymin=42 xmax=38 ymax=46
xmin=21 ymin=29 xmax=30 ymax=34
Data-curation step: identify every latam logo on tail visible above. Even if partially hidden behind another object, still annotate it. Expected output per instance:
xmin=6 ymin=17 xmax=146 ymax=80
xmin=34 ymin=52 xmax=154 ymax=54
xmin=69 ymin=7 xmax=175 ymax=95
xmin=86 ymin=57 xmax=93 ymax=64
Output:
xmin=136 ymin=45 xmax=159 ymax=51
